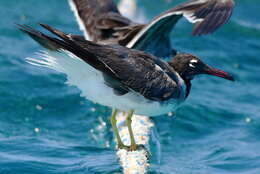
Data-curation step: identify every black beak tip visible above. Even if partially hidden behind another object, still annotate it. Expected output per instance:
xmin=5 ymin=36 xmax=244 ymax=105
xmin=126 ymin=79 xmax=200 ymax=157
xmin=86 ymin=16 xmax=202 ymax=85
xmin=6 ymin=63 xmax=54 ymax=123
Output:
xmin=227 ymin=75 xmax=235 ymax=82
xmin=204 ymin=66 xmax=235 ymax=82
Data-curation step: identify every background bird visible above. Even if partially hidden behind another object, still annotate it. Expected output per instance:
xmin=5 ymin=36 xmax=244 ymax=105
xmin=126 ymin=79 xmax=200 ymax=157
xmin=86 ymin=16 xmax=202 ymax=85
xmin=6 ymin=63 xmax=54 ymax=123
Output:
xmin=69 ymin=0 xmax=235 ymax=57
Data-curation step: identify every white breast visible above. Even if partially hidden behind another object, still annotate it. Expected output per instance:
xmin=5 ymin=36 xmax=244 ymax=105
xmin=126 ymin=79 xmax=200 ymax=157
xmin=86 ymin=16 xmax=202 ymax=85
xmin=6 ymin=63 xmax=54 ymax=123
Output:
xmin=27 ymin=50 xmax=186 ymax=116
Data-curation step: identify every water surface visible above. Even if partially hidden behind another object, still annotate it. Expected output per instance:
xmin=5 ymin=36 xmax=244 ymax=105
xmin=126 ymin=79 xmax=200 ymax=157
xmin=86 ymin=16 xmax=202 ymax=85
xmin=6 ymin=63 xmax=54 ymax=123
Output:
xmin=0 ymin=0 xmax=260 ymax=173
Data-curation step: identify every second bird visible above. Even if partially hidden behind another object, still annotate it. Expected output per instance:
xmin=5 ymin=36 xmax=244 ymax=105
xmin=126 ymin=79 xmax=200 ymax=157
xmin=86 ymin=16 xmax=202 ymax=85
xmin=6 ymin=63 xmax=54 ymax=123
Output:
xmin=69 ymin=0 xmax=235 ymax=57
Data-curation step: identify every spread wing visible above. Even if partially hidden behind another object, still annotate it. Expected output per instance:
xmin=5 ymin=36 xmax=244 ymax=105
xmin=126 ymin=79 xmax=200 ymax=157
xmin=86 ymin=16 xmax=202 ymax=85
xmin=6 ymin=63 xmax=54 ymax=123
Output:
xmin=176 ymin=0 xmax=235 ymax=35
xmin=18 ymin=24 xmax=180 ymax=101
xmin=68 ymin=0 xmax=145 ymax=43
xmin=127 ymin=0 xmax=235 ymax=54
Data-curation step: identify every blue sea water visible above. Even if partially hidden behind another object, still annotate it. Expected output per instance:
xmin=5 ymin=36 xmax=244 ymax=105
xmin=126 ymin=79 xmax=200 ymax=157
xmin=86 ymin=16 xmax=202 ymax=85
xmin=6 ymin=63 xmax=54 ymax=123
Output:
xmin=1 ymin=0 xmax=260 ymax=173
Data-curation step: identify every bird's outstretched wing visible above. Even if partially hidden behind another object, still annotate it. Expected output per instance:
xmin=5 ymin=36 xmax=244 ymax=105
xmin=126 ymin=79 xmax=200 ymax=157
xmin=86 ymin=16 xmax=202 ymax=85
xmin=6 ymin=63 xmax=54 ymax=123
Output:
xmin=127 ymin=0 xmax=235 ymax=53
xmin=68 ymin=0 xmax=145 ymax=43
xmin=176 ymin=0 xmax=235 ymax=35
xmin=18 ymin=24 xmax=180 ymax=101
xmin=68 ymin=0 xmax=234 ymax=58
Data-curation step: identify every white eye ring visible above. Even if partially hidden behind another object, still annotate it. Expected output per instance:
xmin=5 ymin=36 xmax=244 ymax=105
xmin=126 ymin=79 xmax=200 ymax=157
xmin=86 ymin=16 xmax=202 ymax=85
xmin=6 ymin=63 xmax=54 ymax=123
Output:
xmin=189 ymin=59 xmax=198 ymax=68
xmin=190 ymin=59 xmax=198 ymax=63
xmin=189 ymin=63 xmax=195 ymax=68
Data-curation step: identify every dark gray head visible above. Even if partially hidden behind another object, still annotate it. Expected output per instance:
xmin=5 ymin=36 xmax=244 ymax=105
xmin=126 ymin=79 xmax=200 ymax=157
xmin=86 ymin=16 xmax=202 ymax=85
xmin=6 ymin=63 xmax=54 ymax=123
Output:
xmin=168 ymin=53 xmax=235 ymax=81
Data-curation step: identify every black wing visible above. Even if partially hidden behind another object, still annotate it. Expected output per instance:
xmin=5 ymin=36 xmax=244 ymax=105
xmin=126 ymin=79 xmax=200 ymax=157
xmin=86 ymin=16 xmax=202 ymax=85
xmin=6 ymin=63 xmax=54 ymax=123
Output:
xmin=128 ymin=0 xmax=234 ymax=54
xmin=18 ymin=24 xmax=180 ymax=101
xmin=68 ymin=0 xmax=144 ymax=44
xmin=175 ymin=0 xmax=235 ymax=35
xmin=93 ymin=48 xmax=182 ymax=101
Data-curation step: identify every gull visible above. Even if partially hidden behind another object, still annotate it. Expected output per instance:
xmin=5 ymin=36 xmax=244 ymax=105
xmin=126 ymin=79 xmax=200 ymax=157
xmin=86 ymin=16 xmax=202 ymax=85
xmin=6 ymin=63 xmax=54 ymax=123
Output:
xmin=18 ymin=24 xmax=234 ymax=150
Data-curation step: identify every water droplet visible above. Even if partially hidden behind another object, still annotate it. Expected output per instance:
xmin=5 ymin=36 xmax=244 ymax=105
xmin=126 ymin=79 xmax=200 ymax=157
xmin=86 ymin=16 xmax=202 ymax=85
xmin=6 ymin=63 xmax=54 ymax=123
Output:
xmin=34 ymin=128 xmax=40 ymax=133
xmin=245 ymin=117 xmax=252 ymax=123
xmin=167 ymin=112 xmax=173 ymax=117
xmin=90 ymin=107 xmax=96 ymax=112
xmin=105 ymin=141 xmax=110 ymax=147
xmin=36 ymin=105 xmax=43 ymax=111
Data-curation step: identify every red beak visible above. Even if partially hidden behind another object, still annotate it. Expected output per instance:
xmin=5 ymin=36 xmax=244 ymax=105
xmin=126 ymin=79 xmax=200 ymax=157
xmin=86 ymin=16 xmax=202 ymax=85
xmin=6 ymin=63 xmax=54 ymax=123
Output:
xmin=204 ymin=66 xmax=235 ymax=81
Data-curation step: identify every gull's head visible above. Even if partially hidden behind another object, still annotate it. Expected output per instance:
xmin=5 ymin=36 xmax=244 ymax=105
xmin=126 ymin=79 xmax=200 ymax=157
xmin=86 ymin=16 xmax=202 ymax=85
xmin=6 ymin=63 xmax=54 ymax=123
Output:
xmin=168 ymin=53 xmax=235 ymax=81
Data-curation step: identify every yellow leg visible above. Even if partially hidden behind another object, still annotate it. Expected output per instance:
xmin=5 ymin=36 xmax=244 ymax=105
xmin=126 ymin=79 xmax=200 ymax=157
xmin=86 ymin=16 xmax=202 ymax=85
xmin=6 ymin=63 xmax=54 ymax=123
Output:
xmin=110 ymin=109 xmax=127 ymax=149
xmin=126 ymin=109 xmax=137 ymax=151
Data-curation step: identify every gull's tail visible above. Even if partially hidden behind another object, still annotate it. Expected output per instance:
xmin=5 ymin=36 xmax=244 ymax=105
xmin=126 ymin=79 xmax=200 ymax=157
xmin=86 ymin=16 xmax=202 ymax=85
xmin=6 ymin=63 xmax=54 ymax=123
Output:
xmin=17 ymin=24 xmax=110 ymax=73
xmin=17 ymin=24 xmax=62 ymax=51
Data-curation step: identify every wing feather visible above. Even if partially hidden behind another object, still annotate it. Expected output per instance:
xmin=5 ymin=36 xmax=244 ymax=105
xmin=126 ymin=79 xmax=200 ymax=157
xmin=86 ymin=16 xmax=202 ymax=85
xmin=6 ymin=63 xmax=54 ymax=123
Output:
xmin=19 ymin=24 xmax=180 ymax=101
xmin=128 ymin=0 xmax=234 ymax=52
xmin=68 ymin=0 xmax=134 ymax=42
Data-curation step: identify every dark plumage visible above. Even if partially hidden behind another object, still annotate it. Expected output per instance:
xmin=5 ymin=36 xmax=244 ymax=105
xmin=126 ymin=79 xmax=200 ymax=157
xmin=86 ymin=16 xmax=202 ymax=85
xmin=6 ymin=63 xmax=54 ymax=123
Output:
xmin=69 ymin=0 xmax=235 ymax=57
xmin=69 ymin=0 xmax=144 ymax=43
xmin=18 ymin=24 xmax=234 ymax=102
xmin=18 ymin=24 xmax=234 ymax=151
xmin=18 ymin=24 xmax=181 ymax=101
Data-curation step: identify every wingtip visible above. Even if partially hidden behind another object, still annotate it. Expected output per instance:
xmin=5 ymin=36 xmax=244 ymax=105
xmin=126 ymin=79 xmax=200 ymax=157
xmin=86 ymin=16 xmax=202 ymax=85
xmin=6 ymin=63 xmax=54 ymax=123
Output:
xmin=15 ymin=23 xmax=34 ymax=34
xmin=39 ymin=23 xmax=51 ymax=30
xmin=38 ymin=23 xmax=56 ymax=33
xmin=14 ymin=22 xmax=21 ymax=28
xmin=178 ymin=0 xmax=234 ymax=36
xmin=15 ymin=23 xmax=26 ymax=31
xmin=38 ymin=23 xmax=69 ymax=40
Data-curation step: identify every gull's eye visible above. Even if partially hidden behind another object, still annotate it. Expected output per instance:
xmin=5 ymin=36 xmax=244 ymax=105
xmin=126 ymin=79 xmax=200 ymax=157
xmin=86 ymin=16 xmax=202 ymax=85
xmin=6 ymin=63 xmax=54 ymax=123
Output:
xmin=189 ymin=59 xmax=198 ymax=68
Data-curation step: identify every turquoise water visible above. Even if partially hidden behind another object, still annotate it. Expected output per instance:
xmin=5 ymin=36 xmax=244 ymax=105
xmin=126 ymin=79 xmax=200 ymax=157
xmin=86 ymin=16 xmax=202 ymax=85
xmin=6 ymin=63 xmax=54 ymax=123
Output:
xmin=1 ymin=0 xmax=260 ymax=173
